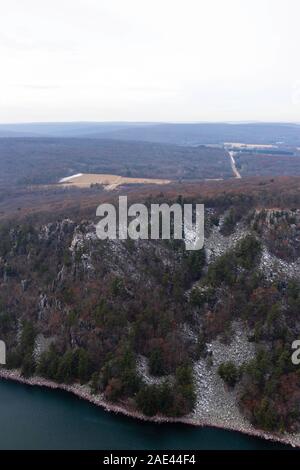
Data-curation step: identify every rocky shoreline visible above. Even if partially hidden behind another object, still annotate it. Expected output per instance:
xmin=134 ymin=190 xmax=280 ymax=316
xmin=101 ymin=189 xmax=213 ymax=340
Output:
xmin=0 ymin=367 xmax=298 ymax=449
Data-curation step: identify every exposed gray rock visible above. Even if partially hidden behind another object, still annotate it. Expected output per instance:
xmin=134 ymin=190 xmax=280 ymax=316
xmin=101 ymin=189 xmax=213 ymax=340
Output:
xmin=191 ymin=322 xmax=255 ymax=429
xmin=137 ymin=355 xmax=173 ymax=386
xmin=34 ymin=334 xmax=57 ymax=362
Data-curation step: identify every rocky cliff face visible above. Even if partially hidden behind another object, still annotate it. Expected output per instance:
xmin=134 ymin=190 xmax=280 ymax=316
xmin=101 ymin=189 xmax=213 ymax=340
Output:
xmin=1 ymin=204 xmax=300 ymax=435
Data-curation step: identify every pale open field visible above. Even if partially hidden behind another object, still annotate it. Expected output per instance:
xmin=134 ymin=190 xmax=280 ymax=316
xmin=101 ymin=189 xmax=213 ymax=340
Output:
xmin=224 ymin=142 xmax=277 ymax=149
xmin=59 ymin=173 xmax=172 ymax=190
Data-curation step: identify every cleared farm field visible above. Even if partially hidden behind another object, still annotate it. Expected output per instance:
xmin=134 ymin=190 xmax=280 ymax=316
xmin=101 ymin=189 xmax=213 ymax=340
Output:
xmin=59 ymin=173 xmax=171 ymax=190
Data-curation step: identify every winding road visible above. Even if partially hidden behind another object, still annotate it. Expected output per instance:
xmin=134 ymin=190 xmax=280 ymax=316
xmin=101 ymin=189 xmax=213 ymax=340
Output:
xmin=228 ymin=151 xmax=242 ymax=179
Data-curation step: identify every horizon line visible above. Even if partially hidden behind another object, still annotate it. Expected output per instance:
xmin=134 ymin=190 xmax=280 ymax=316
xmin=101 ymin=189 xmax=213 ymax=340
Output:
xmin=0 ymin=120 xmax=300 ymax=126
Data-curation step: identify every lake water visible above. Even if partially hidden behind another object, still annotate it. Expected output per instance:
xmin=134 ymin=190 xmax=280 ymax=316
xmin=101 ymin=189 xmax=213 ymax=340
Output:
xmin=0 ymin=379 xmax=289 ymax=450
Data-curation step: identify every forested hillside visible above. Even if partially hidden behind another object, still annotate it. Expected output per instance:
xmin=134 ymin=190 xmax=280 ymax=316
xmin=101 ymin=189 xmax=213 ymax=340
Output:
xmin=0 ymin=138 xmax=231 ymax=189
xmin=1 ymin=183 xmax=300 ymax=439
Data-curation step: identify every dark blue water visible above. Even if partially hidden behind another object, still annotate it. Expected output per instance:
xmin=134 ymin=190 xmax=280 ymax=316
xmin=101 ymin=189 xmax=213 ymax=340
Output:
xmin=0 ymin=379 xmax=289 ymax=450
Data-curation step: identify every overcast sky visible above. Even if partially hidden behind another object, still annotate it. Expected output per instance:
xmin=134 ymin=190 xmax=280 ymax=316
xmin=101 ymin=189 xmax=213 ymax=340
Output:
xmin=0 ymin=0 xmax=299 ymax=123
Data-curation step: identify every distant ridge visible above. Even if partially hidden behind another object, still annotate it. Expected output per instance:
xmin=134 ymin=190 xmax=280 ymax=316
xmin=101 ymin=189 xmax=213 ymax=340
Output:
xmin=0 ymin=122 xmax=300 ymax=145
